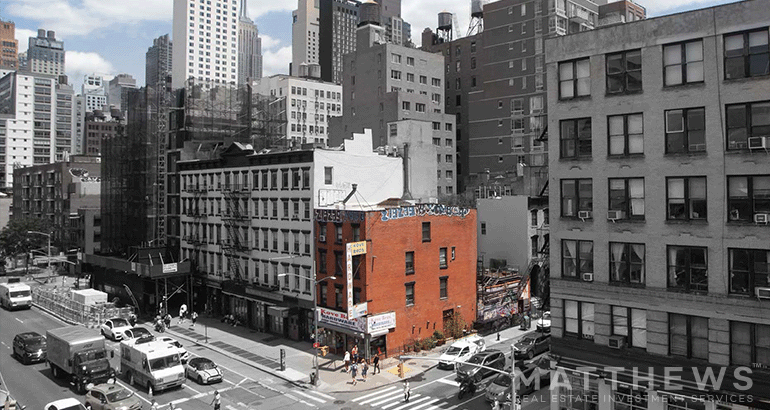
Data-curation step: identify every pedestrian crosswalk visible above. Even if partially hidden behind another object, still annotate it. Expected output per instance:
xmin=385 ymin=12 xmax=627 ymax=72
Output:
xmin=352 ymin=386 xmax=469 ymax=410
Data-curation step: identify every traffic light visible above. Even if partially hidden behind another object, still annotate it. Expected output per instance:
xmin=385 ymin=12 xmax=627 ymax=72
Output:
xmin=320 ymin=346 xmax=329 ymax=356
xmin=397 ymin=361 xmax=405 ymax=378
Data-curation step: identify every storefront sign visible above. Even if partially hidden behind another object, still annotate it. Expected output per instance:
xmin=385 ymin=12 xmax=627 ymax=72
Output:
xmin=367 ymin=312 xmax=396 ymax=334
xmin=346 ymin=243 xmax=354 ymax=317
xmin=318 ymin=307 xmax=366 ymax=332
xmin=350 ymin=302 xmax=368 ymax=319
xmin=162 ymin=263 xmax=178 ymax=273
xmin=348 ymin=241 xmax=367 ymax=256
xmin=245 ymin=287 xmax=284 ymax=302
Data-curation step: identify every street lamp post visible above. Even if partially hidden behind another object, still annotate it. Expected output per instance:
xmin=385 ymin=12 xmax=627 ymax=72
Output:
xmin=277 ymin=269 xmax=335 ymax=386
xmin=27 ymin=231 xmax=52 ymax=271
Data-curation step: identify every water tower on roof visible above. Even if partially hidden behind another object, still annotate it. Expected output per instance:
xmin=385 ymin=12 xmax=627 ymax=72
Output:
xmin=359 ymin=0 xmax=381 ymax=27
xmin=468 ymin=0 xmax=487 ymax=36
xmin=437 ymin=11 xmax=453 ymax=42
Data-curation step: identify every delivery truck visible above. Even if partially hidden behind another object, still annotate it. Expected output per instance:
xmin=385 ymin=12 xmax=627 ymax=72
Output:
xmin=0 ymin=282 xmax=32 ymax=310
xmin=47 ymin=326 xmax=116 ymax=394
xmin=120 ymin=337 xmax=185 ymax=396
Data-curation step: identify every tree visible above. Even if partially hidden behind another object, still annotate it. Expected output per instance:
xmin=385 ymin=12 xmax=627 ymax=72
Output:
xmin=0 ymin=217 xmax=53 ymax=270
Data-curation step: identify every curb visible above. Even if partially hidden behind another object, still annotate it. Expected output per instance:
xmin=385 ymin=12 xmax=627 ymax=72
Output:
xmin=157 ymin=324 xmax=311 ymax=391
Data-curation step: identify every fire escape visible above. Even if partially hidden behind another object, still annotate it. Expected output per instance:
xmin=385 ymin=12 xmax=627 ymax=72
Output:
xmin=221 ymin=178 xmax=250 ymax=282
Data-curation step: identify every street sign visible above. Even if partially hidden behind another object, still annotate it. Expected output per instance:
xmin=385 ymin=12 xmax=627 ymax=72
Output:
xmin=349 ymin=241 xmax=367 ymax=255
xmin=349 ymin=302 xmax=368 ymax=319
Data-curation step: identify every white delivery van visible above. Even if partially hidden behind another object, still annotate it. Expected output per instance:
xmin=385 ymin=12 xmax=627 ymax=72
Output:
xmin=120 ymin=337 xmax=185 ymax=396
xmin=438 ymin=334 xmax=486 ymax=369
xmin=0 ymin=282 xmax=32 ymax=310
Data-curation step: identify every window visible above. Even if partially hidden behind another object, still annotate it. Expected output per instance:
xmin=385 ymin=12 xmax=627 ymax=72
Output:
xmin=416 ymin=103 xmax=426 ymax=112
xmin=402 ymin=101 xmax=410 ymax=111
xmin=608 ymin=178 xmax=645 ymax=219
xmin=665 ymin=108 xmax=706 ymax=153
xmin=319 ymin=250 xmax=327 ymax=273
xmin=334 ymin=224 xmax=342 ymax=243
xmin=666 ymin=177 xmax=707 ymax=220
xmin=439 ymin=247 xmax=447 ymax=268
xmin=531 ymin=210 xmax=538 ymax=226
xmin=481 ymin=222 xmax=486 ymax=235
xmin=669 ymin=314 xmax=708 ymax=359
xmin=419 ymin=75 xmax=427 ymax=84
xmin=562 ymin=239 xmax=593 ymax=278
xmin=335 ymin=285 xmax=343 ymax=308
xmin=728 ymin=248 xmax=770 ymax=295
xmin=559 ymin=58 xmax=590 ymax=99
xmin=319 ymin=223 xmax=327 ymax=242
xmin=334 ymin=252 xmax=343 ymax=275
xmin=667 ymin=246 xmax=708 ymax=293
xmin=727 ymin=175 xmax=770 ymax=222
xmin=724 ymin=29 xmax=769 ymax=79
xmin=405 ymin=251 xmax=414 ymax=274
xmin=611 ymin=307 xmax=647 ymax=348
xmin=324 ymin=166 xmax=333 ymax=184
xmin=471 ymin=57 xmax=476 ymax=69
xmin=531 ymin=236 xmax=539 ymax=257
xmin=561 ymin=179 xmax=592 ymax=217
xmin=407 ymin=56 xmax=414 ymax=66
xmin=606 ymin=49 xmax=642 ymax=94
xmin=405 ymin=282 xmax=415 ymax=306
xmin=407 ymin=73 xmax=414 ymax=82
xmin=564 ymin=300 xmax=595 ymax=340
xmin=440 ymin=277 xmax=448 ymax=299
xmin=560 ymin=118 xmax=592 ymax=158
xmin=352 ymin=224 xmax=360 ymax=242
xmin=663 ymin=40 xmax=704 ymax=85
xmin=511 ymin=99 xmax=523 ymax=114
xmin=422 ymin=222 xmax=431 ymax=241
xmin=726 ymin=101 xmax=770 ymax=150
xmin=730 ymin=321 xmax=770 ymax=367
xmin=392 ymin=53 xmax=401 ymax=64
xmin=609 ymin=243 xmax=645 ymax=284
xmin=608 ymin=113 xmax=644 ymax=156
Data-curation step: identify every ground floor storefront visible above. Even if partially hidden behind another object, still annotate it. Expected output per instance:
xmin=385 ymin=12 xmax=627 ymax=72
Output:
xmin=316 ymin=307 xmax=396 ymax=360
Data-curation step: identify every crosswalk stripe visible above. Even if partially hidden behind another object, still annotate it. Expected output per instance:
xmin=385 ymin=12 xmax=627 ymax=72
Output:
xmin=310 ymin=390 xmax=335 ymax=400
xmin=361 ymin=389 xmax=404 ymax=406
xmin=436 ymin=378 xmax=459 ymax=387
xmin=381 ymin=395 xmax=421 ymax=409
xmin=294 ymin=390 xmax=326 ymax=404
xmin=408 ymin=398 xmax=442 ymax=410
xmin=387 ymin=396 xmax=433 ymax=410
xmin=353 ymin=386 xmax=399 ymax=402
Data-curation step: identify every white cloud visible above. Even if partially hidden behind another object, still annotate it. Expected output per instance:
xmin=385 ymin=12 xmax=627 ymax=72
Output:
xmin=14 ymin=28 xmax=37 ymax=54
xmin=65 ymin=51 xmax=115 ymax=82
xmin=247 ymin=2 xmax=295 ymax=20
xmin=262 ymin=46 xmax=291 ymax=76
xmin=260 ymin=34 xmax=281 ymax=50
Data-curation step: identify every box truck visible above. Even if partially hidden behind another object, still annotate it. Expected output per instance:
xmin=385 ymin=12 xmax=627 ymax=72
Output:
xmin=0 ymin=282 xmax=32 ymax=310
xmin=120 ymin=337 xmax=185 ymax=396
xmin=47 ymin=326 xmax=116 ymax=394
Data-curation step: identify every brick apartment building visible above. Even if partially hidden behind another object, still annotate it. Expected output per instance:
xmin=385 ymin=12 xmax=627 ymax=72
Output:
xmin=314 ymin=202 xmax=477 ymax=359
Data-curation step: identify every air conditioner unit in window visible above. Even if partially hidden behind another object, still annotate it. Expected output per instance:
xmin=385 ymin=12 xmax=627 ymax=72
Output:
xmin=319 ymin=235 xmax=326 ymax=242
xmin=756 ymin=287 xmax=770 ymax=299
xmin=608 ymin=335 xmax=626 ymax=349
xmin=748 ymin=136 xmax=769 ymax=150
xmin=578 ymin=210 xmax=592 ymax=220
xmin=582 ymin=272 xmax=594 ymax=282
xmin=754 ymin=213 xmax=769 ymax=224
xmin=607 ymin=210 xmax=625 ymax=221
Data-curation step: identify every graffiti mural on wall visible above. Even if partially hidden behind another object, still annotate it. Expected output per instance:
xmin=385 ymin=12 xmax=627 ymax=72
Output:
xmin=380 ymin=204 xmax=471 ymax=222
xmin=314 ymin=209 xmax=366 ymax=223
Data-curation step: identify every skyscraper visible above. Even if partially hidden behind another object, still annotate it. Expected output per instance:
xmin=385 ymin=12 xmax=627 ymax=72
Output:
xmin=107 ymin=73 xmax=138 ymax=114
xmin=82 ymin=75 xmax=107 ymax=112
xmin=25 ymin=29 xmax=65 ymax=76
xmin=237 ymin=0 xmax=263 ymax=84
xmin=172 ymin=0 xmax=239 ymax=88
xmin=318 ymin=0 xmax=360 ymax=84
xmin=291 ymin=0 xmax=320 ymax=77
xmin=0 ymin=19 xmax=18 ymax=70
xmin=146 ymin=34 xmax=173 ymax=87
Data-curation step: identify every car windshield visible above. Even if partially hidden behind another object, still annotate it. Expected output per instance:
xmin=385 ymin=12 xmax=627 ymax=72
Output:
xmin=75 ymin=350 xmax=106 ymax=364
xmin=150 ymin=354 xmax=181 ymax=370
xmin=520 ymin=337 xmax=535 ymax=345
xmin=467 ymin=355 xmax=484 ymax=364
xmin=196 ymin=360 xmax=217 ymax=370
xmin=543 ymin=313 xmax=551 ymax=320
xmin=106 ymin=388 xmax=134 ymax=402
xmin=10 ymin=290 xmax=30 ymax=298
xmin=493 ymin=373 xmax=512 ymax=387
xmin=26 ymin=338 xmax=46 ymax=349
xmin=445 ymin=346 xmax=462 ymax=355
xmin=112 ymin=318 xmax=129 ymax=327
xmin=131 ymin=328 xmax=150 ymax=337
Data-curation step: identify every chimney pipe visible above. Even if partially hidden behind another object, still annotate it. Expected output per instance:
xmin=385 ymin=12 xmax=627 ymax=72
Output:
xmin=342 ymin=184 xmax=358 ymax=205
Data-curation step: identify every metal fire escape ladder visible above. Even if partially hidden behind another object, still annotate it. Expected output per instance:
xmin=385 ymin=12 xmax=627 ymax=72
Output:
xmin=221 ymin=181 xmax=249 ymax=282
xmin=154 ymin=75 xmax=171 ymax=246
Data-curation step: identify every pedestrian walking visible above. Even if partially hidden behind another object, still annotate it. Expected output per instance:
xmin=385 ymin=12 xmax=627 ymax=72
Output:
xmin=350 ymin=361 xmax=358 ymax=385
xmin=343 ymin=350 xmax=350 ymax=372
xmin=191 ymin=311 xmax=198 ymax=327
xmin=361 ymin=358 xmax=369 ymax=381
xmin=149 ymin=400 xmax=158 ymax=410
xmin=351 ymin=344 xmax=359 ymax=362
xmin=128 ymin=313 xmax=137 ymax=327
xmin=210 ymin=390 xmax=221 ymax=410
xmin=403 ymin=380 xmax=411 ymax=402
xmin=164 ymin=313 xmax=172 ymax=329
xmin=168 ymin=402 xmax=175 ymax=410
xmin=373 ymin=355 xmax=380 ymax=374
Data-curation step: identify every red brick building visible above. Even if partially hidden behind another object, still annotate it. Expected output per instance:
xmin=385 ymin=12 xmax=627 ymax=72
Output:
xmin=314 ymin=202 xmax=477 ymax=359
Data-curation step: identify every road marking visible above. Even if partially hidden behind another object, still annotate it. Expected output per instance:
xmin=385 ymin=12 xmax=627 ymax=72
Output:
xmin=0 ymin=341 xmax=8 ymax=348
xmin=184 ymin=383 xmax=202 ymax=395
xmin=360 ymin=389 xmax=403 ymax=405
xmin=388 ymin=396 xmax=432 ymax=410
xmin=436 ymin=378 xmax=459 ymax=387
xmin=293 ymin=390 xmax=326 ymax=404
xmin=15 ymin=318 xmax=23 ymax=323
xmin=352 ymin=386 xmax=398 ymax=402
xmin=413 ymin=372 xmax=457 ymax=390
xmin=408 ymin=398 xmax=441 ymax=410
xmin=284 ymin=393 xmax=317 ymax=408
xmin=235 ymin=377 xmax=248 ymax=387
xmin=114 ymin=380 xmax=152 ymax=405
xmin=226 ymin=405 xmax=238 ymax=410
xmin=381 ymin=394 xmax=421 ymax=409
xmin=309 ymin=390 xmax=334 ymax=400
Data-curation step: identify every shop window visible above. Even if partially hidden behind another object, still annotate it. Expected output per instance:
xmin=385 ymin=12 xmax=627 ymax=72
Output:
xmin=669 ymin=313 xmax=708 ymax=359
xmin=564 ymin=300 xmax=594 ymax=340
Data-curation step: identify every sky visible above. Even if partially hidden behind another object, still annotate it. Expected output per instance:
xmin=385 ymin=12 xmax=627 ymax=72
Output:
xmin=1 ymin=0 xmax=743 ymax=91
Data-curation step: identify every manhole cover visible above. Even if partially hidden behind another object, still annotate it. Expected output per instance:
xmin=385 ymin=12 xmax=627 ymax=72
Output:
xmin=334 ymin=400 xmax=347 ymax=405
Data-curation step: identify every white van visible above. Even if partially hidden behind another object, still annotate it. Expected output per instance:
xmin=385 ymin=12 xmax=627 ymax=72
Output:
xmin=0 ymin=282 xmax=32 ymax=310
xmin=438 ymin=334 xmax=486 ymax=369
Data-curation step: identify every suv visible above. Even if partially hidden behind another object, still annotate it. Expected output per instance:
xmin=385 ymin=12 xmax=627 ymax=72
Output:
xmin=456 ymin=349 xmax=506 ymax=382
xmin=84 ymin=384 xmax=142 ymax=410
xmin=13 ymin=331 xmax=47 ymax=364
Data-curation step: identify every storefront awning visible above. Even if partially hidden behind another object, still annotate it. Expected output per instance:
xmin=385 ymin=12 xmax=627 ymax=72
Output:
xmin=318 ymin=322 xmax=366 ymax=339
xmin=268 ymin=306 xmax=290 ymax=318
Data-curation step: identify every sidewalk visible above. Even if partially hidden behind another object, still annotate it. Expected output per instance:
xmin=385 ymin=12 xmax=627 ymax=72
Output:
xmin=157 ymin=315 xmax=537 ymax=394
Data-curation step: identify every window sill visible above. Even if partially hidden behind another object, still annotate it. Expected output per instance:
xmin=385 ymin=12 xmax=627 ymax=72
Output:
xmin=727 ymin=221 xmax=770 ymax=226
xmin=608 ymin=218 xmax=645 ymax=223
xmin=440 ymin=266 xmax=448 ymax=270
xmin=561 ymin=216 xmax=593 ymax=221
xmin=607 ymin=154 xmax=645 ymax=160
xmin=666 ymin=287 xmax=709 ymax=296
xmin=558 ymin=95 xmax=592 ymax=102
xmin=665 ymin=219 xmax=708 ymax=225
xmin=662 ymin=81 xmax=705 ymax=90
xmin=723 ymin=73 xmax=770 ymax=83
xmin=605 ymin=90 xmax=643 ymax=97
xmin=405 ymin=271 xmax=415 ymax=275
xmin=559 ymin=156 xmax=593 ymax=162
xmin=440 ymin=297 xmax=448 ymax=301
xmin=664 ymin=151 xmax=707 ymax=157
xmin=608 ymin=281 xmax=646 ymax=289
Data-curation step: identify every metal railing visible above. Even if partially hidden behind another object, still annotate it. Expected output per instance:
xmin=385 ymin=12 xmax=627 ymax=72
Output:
xmin=33 ymin=287 xmax=134 ymax=328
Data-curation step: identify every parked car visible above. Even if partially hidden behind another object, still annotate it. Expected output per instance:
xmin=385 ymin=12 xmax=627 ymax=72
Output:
xmin=185 ymin=357 xmax=223 ymax=385
xmin=456 ymin=349 xmax=506 ymax=383
xmin=44 ymin=398 xmax=86 ymax=410
xmin=536 ymin=311 xmax=551 ymax=333
xmin=122 ymin=327 xmax=153 ymax=341
xmin=513 ymin=333 xmax=550 ymax=360
xmin=438 ymin=335 xmax=486 ymax=369
xmin=158 ymin=336 xmax=190 ymax=363
xmin=484 ymin=359 xmax=551 ymax=402
xmin=13 ymin=331 xmax=47 ymax=364
xmin=100 ymin=318 xmax=132 ymax=341
xmin=84 ymin=383 xmax=142 ymax=410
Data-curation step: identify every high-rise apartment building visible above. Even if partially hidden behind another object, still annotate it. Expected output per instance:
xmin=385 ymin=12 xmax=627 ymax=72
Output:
xmin=547 ymin=1 xmax=770 ymax=407
xmin=291 ymin=0 xmax=321 ymax=77
xmin=107 ymin=74 xmax=138 ymax=114
xmin=598 ymin=0 xmax=646 ymax=26
xmin=0 ymin=19 xmax=18 ymax=70
xmin=318 ymin=0 xmax=360 ymax=84
xmin=71 ymin=95 xmax=84 ymax=155
xmin=0 ymin=70 xmax=34 ymax=189
xmin=82 ymin=75 xmax=107 ymax=112
xmin=55 ymin=80 xmax=74 ymax=161
xmin=25 ymin=29 xmax=65 ymax=76
xmin=172 ymin=0 xmax=239 ymax=88
xmin=146 ymin=34 xmax=173 ymax=87
xmin=237 ymin=0 xmax=263 ymax=84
